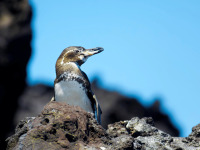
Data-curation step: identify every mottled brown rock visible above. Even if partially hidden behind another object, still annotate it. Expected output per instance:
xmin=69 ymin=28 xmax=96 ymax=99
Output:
xmin=7 ymin=101 xmax=200 ymax=150
xmin=7 ymin=102 xmax=109 ymax=150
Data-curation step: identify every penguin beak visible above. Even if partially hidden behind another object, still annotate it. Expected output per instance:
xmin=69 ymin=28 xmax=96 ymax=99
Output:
xmin=82 ymin=47 xmax=104 ymax=56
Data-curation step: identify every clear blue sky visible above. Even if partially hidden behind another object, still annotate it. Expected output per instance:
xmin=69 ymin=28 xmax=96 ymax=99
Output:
xmin=28 ymin=0 xmax=200 ymax=137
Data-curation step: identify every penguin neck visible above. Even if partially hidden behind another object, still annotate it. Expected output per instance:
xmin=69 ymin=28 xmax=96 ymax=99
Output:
xmin=56 ymin=62 xmax=82 ymax=78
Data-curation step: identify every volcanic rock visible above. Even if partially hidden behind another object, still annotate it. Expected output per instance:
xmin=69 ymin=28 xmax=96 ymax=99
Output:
xmin=6 ymin=101 xmax=199 ymax=150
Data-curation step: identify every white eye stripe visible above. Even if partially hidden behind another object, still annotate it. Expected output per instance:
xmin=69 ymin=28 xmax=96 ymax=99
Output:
xmin=66 ymin=49 xmax=82 ymax=54
xmin=60 ymin=55 xmax=66 ymax=65
xmin=66 ymin=50 xmax=74 ymax=53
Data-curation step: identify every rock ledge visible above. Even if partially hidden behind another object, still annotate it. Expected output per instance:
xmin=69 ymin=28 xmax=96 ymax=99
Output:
xmin=6 ymin=102 xmax=200 ymax=150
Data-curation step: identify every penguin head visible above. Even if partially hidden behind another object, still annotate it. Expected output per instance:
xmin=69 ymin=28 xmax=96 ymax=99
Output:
xmin=57 ymin=46 xmax=104 ymax=66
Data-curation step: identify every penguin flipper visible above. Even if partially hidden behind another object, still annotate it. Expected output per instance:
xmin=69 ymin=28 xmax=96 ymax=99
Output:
xmin=92 ymin=94 xmax=102 ymax=124
xmin=80 ymin=71 xmax=102 ymax=124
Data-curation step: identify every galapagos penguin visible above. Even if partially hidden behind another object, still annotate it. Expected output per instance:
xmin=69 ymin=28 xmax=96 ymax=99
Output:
xmin=52 ymin=46 xmax=103 ymax=124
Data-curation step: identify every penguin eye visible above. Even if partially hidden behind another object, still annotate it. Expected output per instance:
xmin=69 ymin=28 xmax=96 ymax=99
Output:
xmin=75 ymin=50 xmax=79 ymax=53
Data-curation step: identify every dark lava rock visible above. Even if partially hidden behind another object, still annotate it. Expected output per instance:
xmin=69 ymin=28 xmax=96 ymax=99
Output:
xmin=6 ymin=102 xmax=199 ymax=150
xmin=0 ymin=0 xmax=32 ymax=148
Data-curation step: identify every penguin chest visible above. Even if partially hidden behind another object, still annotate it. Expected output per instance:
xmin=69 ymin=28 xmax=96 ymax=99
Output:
xmin=54 ymin=80 xmax=93 ymax=113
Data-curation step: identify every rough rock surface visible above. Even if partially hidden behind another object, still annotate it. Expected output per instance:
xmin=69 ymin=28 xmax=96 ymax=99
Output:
xmin=0 ymin=0 xmax=32 ymax=148
xmin=7 ymin=102 xmax=109 ymax=150
xmin=7 ymin=102 xmax=199 ymax=150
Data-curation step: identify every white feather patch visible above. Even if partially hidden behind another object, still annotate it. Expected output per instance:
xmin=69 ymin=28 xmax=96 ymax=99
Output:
xmin=55 ymin=80 xmax=93 ymax=113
